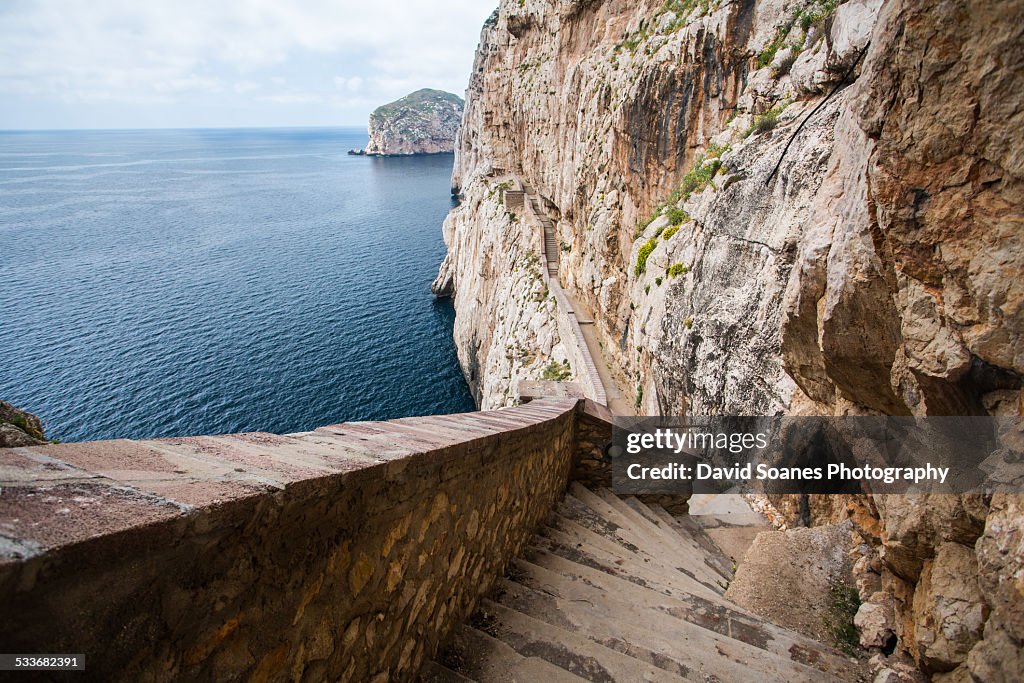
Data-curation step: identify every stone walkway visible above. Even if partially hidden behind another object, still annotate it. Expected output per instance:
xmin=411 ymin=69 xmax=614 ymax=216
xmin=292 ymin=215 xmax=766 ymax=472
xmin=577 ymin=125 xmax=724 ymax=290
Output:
xmin=518 ymin=180 xmax=637 ymax=414
xmin=564 ymin=292 xmax=635 ymax=416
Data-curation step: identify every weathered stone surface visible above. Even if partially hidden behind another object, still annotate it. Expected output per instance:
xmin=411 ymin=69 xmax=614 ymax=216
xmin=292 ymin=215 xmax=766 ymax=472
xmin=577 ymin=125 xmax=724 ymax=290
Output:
xmin=967 ymin=492 xmax=1024 ymax=682
xmin=361 ymin=89 xmax=464 ymax=156
xmin=725 ymin=523 xmax=854 ymax=643
xmin=911 ymin=543 xmax=987 ymax=672
xmin=856 ymin=592 xmax=896 ymax=650
xmin=783 ymin=0 xmax=1024 ymax=418
xmin=872 ymin=494 xmax=988 ymax=581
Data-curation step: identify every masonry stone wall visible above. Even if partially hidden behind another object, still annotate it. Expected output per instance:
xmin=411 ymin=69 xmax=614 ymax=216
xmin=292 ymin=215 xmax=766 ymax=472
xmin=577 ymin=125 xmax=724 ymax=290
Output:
xmin=569 ymin=400 xmax=691 ymax=513
xmin=571 ymin=400 xmax=614 ymax=490
xmin=0 ymin=399 xmax=578 ymax=682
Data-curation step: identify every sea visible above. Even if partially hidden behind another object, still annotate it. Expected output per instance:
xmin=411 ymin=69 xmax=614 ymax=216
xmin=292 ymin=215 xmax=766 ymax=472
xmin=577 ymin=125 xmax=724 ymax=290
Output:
xmin=0 ymin=127 xmax=475 ymax=443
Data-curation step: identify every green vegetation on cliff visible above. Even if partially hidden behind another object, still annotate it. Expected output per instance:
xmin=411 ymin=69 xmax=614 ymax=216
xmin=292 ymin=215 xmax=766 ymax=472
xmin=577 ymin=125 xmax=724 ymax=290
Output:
xmin=0 ymin=400 xmax=47 ymax=448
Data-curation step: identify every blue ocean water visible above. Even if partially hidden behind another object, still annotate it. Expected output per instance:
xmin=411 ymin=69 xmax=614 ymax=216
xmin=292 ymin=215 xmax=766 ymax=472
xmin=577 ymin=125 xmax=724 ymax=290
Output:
xmin=0 ymin=128 xmax=474 ymax=442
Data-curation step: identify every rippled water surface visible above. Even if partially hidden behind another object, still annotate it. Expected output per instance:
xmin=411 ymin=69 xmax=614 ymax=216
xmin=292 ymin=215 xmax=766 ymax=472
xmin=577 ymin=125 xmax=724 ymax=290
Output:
xmin=0 ymin=128 xmax=474 ymax=442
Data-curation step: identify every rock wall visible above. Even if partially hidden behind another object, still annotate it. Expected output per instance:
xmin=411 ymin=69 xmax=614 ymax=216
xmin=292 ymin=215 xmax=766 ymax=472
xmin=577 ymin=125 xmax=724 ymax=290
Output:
xmin=438 ymin=0 xmax=1023 ymax=678
xmin=782 ymin=0 xmax=1024 ymax=419
xmin=434 ymin=177 xmax=578 ymax=408
xmin=0 ymin=401 xmax=581 ymax=682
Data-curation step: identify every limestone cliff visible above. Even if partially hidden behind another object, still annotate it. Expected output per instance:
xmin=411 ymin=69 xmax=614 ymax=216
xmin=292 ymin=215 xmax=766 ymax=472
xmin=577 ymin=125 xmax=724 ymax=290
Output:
xmin=437 ymin=0 xmax=1023 ymax=678
xmin=358 ymin=89 xmax=464 ymax=156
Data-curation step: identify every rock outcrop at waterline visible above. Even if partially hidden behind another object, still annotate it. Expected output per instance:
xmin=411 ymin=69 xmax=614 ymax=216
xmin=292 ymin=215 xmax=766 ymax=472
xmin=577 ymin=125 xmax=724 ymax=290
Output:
xmin=436 ymin=0 xmax=1023 ymax=679
xmin=349 ymin=89 xmax=464 ymax=156
xmin=0 ymin=400 xmax=46 ymax=448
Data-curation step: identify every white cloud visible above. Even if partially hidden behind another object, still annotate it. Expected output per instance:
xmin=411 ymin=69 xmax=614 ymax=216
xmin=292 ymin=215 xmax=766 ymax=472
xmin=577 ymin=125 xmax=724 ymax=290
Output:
xmin=334 ymin=76 xmax=364 ymax=92
xmin=233 ymin=81 xmax=263 ymax=94
xmin=0 ymin=0 xmax=496 ymax=127
xmin=152 ymin=76 xmax=224 ymax=94
xmin=258 ymin=93 xmax=325 ymax=104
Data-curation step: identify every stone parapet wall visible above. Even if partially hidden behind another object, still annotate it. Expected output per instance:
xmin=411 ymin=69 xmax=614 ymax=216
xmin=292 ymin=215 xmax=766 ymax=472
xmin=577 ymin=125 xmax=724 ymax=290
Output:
xmin=571 ymin=400 xmax=614 ymax=489
xmin=517 ymin=179 xmax=608 ymax=406
xmin=0 ymin=399 xmax=579 ymax=682
xmin=569 ymin=400 xmax=691 ymax=514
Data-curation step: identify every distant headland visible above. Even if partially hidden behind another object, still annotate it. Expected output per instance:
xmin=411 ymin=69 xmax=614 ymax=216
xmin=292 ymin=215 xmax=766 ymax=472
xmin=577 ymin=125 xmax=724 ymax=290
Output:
xmin=348 ymin=88 xmax=464 ymax=156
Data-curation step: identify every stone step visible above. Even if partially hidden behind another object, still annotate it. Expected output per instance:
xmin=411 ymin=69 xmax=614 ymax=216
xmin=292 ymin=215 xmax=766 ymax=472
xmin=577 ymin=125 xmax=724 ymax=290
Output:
xmin=516 ymin=547 xmax=845 ymax=672
xmin=479 ymin=599 xmax=689 ymax=683
xmin=555 ymin=496 xmax=693 ymax=572
xmin=418 ymin=660 xmax=475 ymax=683
xmin=540 ymin=515 xmax=730 ymax=604
xmin=493 ymin=578 xmax=707 ymax=681
xmin=430 ymin=475 xmax=862 ymax=683
xmin=601 ymin=493 xmax=730 ymax=585
xmin=645 ymin=504 xmax=735 ymax=579
xmin=436 ymin=624 xmax=587 ymax=683
xmin=593 ymin=488 xmax=698 ymax=551
xmin=526 ymin=529 xmax=768 ymax=629
xmin=494 ymin=575 xmax=844 ymax=683
xmin=506 ymin=556 xmax=861 ymax=681
xmin=687 ymin=492 xmax=768 ymax=526
xmin=572 ymin=485 xmax=680 ymax=547
xmin=567 ymin=485 xmax=726 ymax=590
xmin=619 ymin=495 xmax=724 ymax=567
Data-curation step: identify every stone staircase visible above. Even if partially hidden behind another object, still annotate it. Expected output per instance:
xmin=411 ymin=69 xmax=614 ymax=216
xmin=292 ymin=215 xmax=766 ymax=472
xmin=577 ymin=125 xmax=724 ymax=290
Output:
xmin=422 ymin=483 xmax=862 ymax=683
xmin=523 ymin=183 xmax=560 ymax=277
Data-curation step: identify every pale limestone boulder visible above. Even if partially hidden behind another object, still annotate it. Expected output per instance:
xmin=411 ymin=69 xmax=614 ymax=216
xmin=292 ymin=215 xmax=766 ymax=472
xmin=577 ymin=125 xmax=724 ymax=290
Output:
xmin=827 ymin=0 xmax=883 ymax=72
xmin=856 ymin=592 xmax=897 ymax=649
xmin=656 ymin=11 xmax=677 ymax=33
xmin=853 ymin=551 xmax=883 ymax=597
xmin=911 ymin=543 xmax=987 ymax=672
xmin=874 ymin=494 xmax=989 ymax=580
xmin=790 ymin=38 xmax=829 ymax=95
xmin=770 ymin=46 xmax=796 ymax=75
xmin=967 ymin=492 xmax=1024 ymax=682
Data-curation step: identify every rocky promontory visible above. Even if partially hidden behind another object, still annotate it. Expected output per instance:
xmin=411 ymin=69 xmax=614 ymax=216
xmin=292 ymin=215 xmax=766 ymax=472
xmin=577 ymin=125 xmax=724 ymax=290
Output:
xmin=349 ymin=88 xmax=464 ymax=156
xmin=0 ymin=400 xmax=46 ymax=448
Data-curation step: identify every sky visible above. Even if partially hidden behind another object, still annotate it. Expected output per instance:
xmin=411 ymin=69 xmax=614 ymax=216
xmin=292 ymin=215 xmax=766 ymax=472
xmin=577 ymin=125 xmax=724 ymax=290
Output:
xmin=0 ymin=0 xmax=497 ymax=130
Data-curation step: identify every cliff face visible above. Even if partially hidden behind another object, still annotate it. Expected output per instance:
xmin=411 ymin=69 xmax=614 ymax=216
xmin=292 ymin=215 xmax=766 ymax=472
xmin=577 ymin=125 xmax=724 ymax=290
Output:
xmin=362 ymin=89 xmax=464 ymax=155
xmin=438 ymin=0 xmax=1023 ymax=678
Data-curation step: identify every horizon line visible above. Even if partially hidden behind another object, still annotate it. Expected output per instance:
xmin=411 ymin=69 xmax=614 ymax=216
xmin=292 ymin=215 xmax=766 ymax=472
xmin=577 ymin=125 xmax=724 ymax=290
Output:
xmin=0 ymin=123 xmax=371 ymax=133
